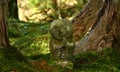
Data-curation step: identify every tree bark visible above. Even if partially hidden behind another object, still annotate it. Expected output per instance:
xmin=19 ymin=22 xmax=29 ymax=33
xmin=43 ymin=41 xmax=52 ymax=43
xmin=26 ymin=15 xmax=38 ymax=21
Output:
xmin=51 ymin=0 xmax=62 ymax=19
xmin=73 ymin=0 xmax=120 ymax=55
xmin=0 ymin=0 xmax=10 ymax=48
xmin=8 ymin=0 xmax=18 ymax=19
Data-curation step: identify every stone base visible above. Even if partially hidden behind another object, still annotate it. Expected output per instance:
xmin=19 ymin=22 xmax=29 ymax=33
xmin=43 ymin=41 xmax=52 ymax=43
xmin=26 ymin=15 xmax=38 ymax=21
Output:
xmin=52 ymin=60 xmax=74 ymax=69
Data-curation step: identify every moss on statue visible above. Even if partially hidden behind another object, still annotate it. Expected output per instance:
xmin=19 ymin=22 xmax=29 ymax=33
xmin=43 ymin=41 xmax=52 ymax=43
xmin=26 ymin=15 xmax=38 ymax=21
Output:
xmin=49 ymin=19 xmax=75 ymax=69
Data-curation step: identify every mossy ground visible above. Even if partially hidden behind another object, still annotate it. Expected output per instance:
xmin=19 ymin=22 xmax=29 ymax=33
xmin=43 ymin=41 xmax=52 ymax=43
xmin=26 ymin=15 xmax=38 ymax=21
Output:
xmin=0 ymin=47 xmax=36 ymax=72
xmin=74 ymin=48 xmax=120 ymax=72
xmin=0 ymin=47 xmax=120 ymax=72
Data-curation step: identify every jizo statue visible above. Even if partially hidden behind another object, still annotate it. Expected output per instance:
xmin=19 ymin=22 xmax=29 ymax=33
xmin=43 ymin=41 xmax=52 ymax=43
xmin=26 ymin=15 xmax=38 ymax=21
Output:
xmin=49 ymin=19 xmax=74 ymax=68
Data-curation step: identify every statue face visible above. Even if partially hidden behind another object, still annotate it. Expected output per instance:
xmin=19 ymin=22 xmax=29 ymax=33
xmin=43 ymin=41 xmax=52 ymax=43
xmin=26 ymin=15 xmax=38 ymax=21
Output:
xmin=50 ymin=19 xmax=73 ymax=40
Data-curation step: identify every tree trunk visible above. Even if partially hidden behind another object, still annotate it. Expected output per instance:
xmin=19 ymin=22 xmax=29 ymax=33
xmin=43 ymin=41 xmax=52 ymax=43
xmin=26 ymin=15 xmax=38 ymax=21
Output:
xmin=51 ymin=0 xmax=62 ymax=19
xmin=0 ymin=0 xmax=10 ymax=48
xmin=8 ymin=0 xmax=18 ymax=19
xmin=73 ymin=0 xmax=120 ymax=55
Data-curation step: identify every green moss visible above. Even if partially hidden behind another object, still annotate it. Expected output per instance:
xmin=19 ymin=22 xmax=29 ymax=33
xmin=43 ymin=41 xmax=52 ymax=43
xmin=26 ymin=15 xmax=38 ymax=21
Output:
xmin=0 ymin=47 xmax=36 ymax=72
xmin=74 ymin=48 xmax=120 ymax=72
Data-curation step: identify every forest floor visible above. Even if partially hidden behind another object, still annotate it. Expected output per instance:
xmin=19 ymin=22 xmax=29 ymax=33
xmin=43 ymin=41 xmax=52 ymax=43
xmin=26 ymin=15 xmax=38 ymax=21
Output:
xmin=0 ymin=47 xmax=120 ymax=72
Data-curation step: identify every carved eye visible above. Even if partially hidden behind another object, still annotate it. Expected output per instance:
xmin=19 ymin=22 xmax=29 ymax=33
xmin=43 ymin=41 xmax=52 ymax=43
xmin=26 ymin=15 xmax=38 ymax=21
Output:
xmin=64 ymin=27 xmax=68 ymax=30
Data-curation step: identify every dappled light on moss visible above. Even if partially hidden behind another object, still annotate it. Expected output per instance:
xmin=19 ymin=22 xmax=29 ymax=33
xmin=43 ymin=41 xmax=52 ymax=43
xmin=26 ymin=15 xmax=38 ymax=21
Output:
xmin=9 ymin=21 xmax=51 ymax=56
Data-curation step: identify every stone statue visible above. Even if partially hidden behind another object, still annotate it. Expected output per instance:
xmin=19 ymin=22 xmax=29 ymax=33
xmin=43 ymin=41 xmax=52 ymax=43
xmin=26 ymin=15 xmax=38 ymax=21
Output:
xmin=49 ymin=19 xmax=74 ymax=68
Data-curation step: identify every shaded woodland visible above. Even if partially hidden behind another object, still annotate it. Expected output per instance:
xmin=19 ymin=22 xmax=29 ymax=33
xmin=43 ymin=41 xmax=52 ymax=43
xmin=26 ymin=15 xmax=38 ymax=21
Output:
xmin=0 ymin=0 xmax=120 ymax=72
